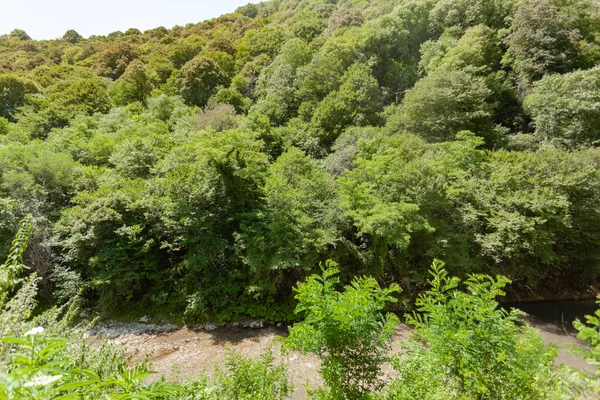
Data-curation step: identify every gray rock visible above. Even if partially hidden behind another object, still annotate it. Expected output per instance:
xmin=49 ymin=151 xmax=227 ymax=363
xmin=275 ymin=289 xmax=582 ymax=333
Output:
xmin=249 ymin=320 xmax=264 ymax=329
xmin=204 ymin=324 xmax=218 ymax=331
xmin=139 ymin=315 xmax=152 ymax=324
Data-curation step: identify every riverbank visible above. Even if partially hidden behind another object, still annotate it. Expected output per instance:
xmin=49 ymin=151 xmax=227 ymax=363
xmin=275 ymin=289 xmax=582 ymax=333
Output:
xmin=88 ymin=308 xmax=595 ymax=399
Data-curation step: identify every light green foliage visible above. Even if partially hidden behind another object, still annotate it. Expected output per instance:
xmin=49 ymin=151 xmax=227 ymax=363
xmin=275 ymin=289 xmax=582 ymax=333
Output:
xmin=161 ymin=350 xmax=292 ymax=400
xmin=0 ymin=329 xmax=179 ymax=399
xmin=295 ymin=34 xmax=359 ymax=106
xmin=0 ymin=223 xmax=180 ymax=399
xmin=429 ymin=0 xmax=515 ymax=31
xmin=390 ymin=69 xmax=501 ymax=145
xmin=423 ymin=25 xmax=502 ymax=76
xmin=0 ymin=216 xmax=33 ymax=307
xmin=452 ymin=147 xmax=600 ymax=281
xmin=0 ymin=0 xmax=598 ymax=329
xmin=0 ymin=143 xmax=78 ymax=214
xmin=195 ymin=101 xmax=242 ymax=132
xmin=252 ymin=38 xmax=313 ymax=125
xmin=311 ymin=62 xmax=383 ymax=146
xmin=236 ymin=26 xmax=287 ymax=66
xmin=524 ymin=67 xmax=600 ymax=147
xmin=212 ymin=349 xmax=292 ymax=399
xmin=396 ymin=261 xmax=560 ymax=399
xmin=147 ymin=94 xmax=190 ymax=126
xmin=573 ymin=296 xmax=600 ymax=369
xmin=285 ymin=262 xmax=400 ymax=399
xmin=17 ymin=76 xmax=111 ymax=137
xmin=0 ymin=117 xmax=10 ymax=136
xmin=339 ymin=132 xmax=483 ymax=279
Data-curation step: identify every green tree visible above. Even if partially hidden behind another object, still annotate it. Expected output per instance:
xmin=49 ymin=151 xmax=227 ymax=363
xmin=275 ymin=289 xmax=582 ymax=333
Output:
xmin=524 ymin=67 xmax=600 ymax=147
xmin=94 ymin=43 xmax=138 ymax=80
xmin=237 ymin=147 xmax=340 ymax=295
xmin=505 ymin=0 xmax=592 ymax=84
xmin=339 ymin=132 xmax=484 ymax=280
xmin=177 ymin=56 xmax=226 ymax=107
xmin=429 ymin=0 xmax=515 ymax=32
xmin=390 ymin=69 xmax=501 ymax=145
xmin=110 ymin=59 xmax=155 ymax=105
xmin=62 ymin=29 xmax=83 ymax=44
xmin=9 ymin=29 xmax=31 ymax=41
xmin=0 ymin=75 xmax=38 ymax=121
xmin=311 ymin=62 xmax=383 ymax=146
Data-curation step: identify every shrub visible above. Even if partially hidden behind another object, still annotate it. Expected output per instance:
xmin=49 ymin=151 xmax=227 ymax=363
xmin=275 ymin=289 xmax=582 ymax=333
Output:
xmin=214 ymin=349 xmax=292 ymax=399
xmin=285 ymin=261 xmax=400 ymax=399
xmin=390 ymin=260 xmax=562 ymax=399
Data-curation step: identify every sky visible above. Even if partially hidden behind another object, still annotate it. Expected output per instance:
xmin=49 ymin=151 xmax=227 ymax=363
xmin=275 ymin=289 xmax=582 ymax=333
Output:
xmin=0 ymin=0 xmax=258 ymax=40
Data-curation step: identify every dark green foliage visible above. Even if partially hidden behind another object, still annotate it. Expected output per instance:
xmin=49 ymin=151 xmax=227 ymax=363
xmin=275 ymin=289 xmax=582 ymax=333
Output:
xmin=311 ymin=62 xmax=384 ymax=146
xmin=177 ymin=56 xmax=227 ymax=107
xmin=389 ymin=69 xmax=502 ymax=145
xmin=1 ymin=1 xmax=600 ymax=396
xmin=62 ymin=29 xmax=83 ymax=44
xmin=109 ymin=59 xmax=155 ymax=105
xmin=237 ymin=147 xmax=340 ymax=296
xmin=0 ymin=75 xmax=38 ymax=121
xmin=0 ymin=216 xmax=33 ymax=307
xmin=505 ymin=0 xmax=597 ymax=84
xmin=9 ymin=29 xmax=32 ymax=41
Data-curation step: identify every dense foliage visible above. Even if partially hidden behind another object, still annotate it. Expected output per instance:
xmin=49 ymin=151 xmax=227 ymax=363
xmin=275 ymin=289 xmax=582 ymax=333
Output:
xmin=3 ymin=220 xmax=600 ymax=398
xmin=0 ymin=0 xmax=599 ymax=323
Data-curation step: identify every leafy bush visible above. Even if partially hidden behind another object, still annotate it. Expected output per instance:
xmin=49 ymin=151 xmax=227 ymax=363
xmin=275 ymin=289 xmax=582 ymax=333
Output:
xmin=573 ymin=296 xmax=600 ymax=369
xmin=390 ymin=260 xmax=563 ymax=399
xmin=285 ymin=261 xmax=400 ymax=399
xmin=213 ymin=349 xmax=292 ymax=400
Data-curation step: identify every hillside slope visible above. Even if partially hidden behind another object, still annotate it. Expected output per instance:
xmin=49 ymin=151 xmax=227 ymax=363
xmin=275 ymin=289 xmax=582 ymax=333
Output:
xmin=0 ymin=0 xmax=599 ymax=320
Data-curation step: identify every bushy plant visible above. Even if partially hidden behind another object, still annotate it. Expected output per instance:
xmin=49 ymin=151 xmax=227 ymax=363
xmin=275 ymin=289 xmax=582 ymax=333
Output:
xmin=389 ymin=260 xmax=562 ymax=399
xmin=161 ymin=350 xmax=292 ymax=400
xmin=213 ymin=349 xmax=292 ymax=400
xmin=285 ymin=261 xmax=400 ymax=399
xmin=573 ymin=296 xmax=600 ymax=373
xmin=0 ymin=327 xmax=180 ymax=399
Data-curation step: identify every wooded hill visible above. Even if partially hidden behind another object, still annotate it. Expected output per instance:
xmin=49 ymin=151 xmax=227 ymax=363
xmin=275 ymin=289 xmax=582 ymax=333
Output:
xmin=1 ymin=0 xmax=599 ymax=321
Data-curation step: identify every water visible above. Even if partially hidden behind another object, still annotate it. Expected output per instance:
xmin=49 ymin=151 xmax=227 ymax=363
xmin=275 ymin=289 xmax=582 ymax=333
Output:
xmin=505 ymin=300 xmax=598 ymax=331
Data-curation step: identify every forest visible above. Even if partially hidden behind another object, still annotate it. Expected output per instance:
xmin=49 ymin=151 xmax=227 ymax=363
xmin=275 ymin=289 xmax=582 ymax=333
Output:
xmin=1 ymin=0 xmax=600 ymax=397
